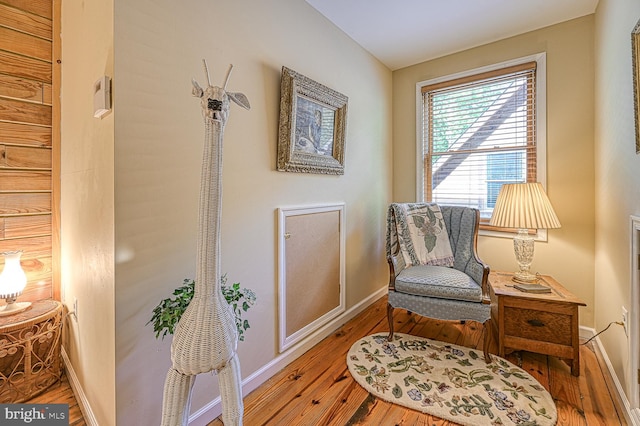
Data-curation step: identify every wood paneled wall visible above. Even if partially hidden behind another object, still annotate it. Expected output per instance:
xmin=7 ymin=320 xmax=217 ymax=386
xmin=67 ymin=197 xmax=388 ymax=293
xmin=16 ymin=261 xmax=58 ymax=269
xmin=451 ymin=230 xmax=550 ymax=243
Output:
xmin=0 ymin=0 xmax=59 ymax=302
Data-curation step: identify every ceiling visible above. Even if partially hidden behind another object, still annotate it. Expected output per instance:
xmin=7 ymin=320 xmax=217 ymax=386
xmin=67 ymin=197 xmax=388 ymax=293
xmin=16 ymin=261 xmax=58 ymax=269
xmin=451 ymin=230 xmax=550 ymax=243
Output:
xmin=305 ymin=0 xmax=599 ymax=70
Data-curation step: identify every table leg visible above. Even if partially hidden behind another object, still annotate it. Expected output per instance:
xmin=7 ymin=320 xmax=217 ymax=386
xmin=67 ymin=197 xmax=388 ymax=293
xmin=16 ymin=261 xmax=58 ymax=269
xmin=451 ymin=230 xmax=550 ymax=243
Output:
xmin=571 ymin=354 xmax=580 ymax=376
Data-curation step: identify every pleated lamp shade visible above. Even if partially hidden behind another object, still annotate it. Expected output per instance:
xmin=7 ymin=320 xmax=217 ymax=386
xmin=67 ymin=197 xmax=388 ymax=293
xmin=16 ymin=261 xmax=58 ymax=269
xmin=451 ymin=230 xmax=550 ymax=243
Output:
xmin=490 ymin=182 xmax=561 ymax=230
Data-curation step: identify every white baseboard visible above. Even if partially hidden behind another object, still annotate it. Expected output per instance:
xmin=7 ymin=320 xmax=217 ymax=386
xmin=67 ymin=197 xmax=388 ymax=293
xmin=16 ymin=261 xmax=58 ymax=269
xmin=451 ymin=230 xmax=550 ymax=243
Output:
xmin=579 ymin=325 xmax=594 ymax=341
xmin=580 ymin=326 xmax=639 ymax=426
xmin=61 ymin=346 xmax=99 ymax=426
xmin=188 ymin=286 xmax=388 ymax=425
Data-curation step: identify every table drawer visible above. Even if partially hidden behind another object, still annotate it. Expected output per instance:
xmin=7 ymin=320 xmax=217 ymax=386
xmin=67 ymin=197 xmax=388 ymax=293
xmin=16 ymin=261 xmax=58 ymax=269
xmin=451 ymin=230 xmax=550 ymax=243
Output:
xmin=504 ymin=307 xmax=572 ymax=346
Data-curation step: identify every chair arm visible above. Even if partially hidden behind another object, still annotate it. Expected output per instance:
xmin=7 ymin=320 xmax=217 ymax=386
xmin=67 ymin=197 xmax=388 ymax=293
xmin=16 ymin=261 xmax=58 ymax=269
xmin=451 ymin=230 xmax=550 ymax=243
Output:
xmin=387 ymin=254 xmax=406 ymax=291
xmin=466 ymin=207 xmax=490 ymax=303
xmin=466 ymin=253 xmax=491 ymax=303
xmin=387 ymin=257 xmax=396 ymax=291
xmin=479 ymin=262 xmax=491 ymax=303
xmin=473 ymin=247 xmax=491 ymax=303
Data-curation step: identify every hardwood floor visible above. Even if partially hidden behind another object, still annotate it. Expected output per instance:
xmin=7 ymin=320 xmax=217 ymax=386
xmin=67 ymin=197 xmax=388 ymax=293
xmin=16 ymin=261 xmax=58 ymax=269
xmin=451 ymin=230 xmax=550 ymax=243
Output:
xmin=30 ymin=295 xmax=628 ymax=426
xmin=210 ymin=295 xmax=627 ymax=425
xmin=26 ymin=371 xmax=86 ymax=425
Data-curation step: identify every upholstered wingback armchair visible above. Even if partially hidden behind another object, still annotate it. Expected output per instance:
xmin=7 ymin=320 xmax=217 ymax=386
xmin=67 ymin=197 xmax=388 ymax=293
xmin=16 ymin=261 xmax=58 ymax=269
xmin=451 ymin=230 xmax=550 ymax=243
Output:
xmin=386 ymin=203 xmax=491 ymax=362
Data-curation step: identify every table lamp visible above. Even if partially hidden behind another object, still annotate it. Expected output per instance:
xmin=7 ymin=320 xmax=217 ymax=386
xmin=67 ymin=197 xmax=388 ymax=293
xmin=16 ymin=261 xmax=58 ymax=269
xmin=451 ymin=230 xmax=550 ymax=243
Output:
xmin=0 ymin=250 xmax=31 ymax=316
xmin=489 ymin=182 xmax=561 ymax=284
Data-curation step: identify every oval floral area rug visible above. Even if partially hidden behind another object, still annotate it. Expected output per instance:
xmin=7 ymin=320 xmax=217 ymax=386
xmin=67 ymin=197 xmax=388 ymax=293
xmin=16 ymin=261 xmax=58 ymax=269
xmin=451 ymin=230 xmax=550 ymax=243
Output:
xmin=347 ymin=333 xmax=557 ymax=426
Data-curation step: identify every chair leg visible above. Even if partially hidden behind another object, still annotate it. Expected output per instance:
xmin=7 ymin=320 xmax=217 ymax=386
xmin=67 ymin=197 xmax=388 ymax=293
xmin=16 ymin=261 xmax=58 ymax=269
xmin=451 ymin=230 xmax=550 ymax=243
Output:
xmin=482 ymin=319 xmax=492 ymax=363
xmin=387 ymin=303 xmax=394 ymax=341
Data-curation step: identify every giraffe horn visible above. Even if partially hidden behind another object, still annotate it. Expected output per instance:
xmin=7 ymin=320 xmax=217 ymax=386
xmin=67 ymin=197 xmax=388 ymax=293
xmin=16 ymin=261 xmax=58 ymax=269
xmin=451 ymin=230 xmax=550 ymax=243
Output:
xmin=223 ymin=64 xmax=234 ymax=90
xmin=202 ymin=59 xmax=211 ymax=87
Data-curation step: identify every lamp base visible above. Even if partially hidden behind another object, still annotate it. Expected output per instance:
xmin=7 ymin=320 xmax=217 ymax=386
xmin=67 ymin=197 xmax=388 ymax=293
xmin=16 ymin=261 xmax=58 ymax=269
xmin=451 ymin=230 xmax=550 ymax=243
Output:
xmin=512 ymin=228 xmax=539 ymax=284
xmin=511 ymin=272 xmax=539 ymax=284
xmin=0 ymin=301 xmax=32 ymax=317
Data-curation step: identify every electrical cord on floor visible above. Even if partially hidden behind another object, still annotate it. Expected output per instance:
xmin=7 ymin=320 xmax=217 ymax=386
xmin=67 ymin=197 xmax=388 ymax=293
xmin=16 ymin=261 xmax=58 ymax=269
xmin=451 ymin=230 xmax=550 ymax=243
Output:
xmin=581 ymin=321 xmax=624 ymax=345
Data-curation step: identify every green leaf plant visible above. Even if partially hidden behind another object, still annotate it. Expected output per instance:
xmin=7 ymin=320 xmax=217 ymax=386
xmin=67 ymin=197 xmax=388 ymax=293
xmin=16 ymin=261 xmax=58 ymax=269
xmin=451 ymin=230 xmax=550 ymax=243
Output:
xmin=148 ymin=274 xmax=256 ymax=341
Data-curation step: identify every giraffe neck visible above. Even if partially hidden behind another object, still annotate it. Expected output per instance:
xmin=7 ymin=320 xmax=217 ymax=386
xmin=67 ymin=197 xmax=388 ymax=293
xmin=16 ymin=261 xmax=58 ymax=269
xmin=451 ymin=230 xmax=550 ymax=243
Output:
xmin=194 ymin=118 xmax=225 ymax=298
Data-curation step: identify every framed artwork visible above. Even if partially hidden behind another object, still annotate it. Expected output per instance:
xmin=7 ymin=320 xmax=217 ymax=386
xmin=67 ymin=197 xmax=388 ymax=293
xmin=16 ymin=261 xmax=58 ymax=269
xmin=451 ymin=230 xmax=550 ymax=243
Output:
xmin=277 ymin=67 xmax=348 ymax=174
xmin=633 ymin=18 xmax=640 ymax=153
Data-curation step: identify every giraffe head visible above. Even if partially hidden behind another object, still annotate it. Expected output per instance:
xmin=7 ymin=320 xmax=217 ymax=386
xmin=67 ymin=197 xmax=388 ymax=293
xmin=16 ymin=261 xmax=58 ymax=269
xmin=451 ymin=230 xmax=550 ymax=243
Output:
xmin=192 ymin=60 xmax=250 ymax=124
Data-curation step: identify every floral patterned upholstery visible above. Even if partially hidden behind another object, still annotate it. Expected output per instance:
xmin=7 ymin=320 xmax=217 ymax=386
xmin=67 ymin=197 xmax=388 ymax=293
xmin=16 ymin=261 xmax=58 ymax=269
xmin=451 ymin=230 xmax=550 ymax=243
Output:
xmin=386 ymin=204 xmax=492 ymax=361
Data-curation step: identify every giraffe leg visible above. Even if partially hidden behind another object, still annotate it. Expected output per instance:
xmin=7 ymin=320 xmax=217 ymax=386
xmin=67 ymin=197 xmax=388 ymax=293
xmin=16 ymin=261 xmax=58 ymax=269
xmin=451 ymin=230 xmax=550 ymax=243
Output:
xmin=218 ymin=354 xmax=244 ymax=425
xmin=161 ymin=368 xmax=196 ymax=426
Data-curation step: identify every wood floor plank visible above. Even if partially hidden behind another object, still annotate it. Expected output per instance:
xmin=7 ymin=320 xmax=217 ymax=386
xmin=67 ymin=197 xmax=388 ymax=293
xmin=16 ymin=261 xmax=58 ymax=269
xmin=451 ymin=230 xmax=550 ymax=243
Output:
xmin=346 ymin=393 xmax=394 ymax=425
xmin=456 ymin=320 xmax=484 ymax=350
xmin=315 ymin=379 xmax=370 ymax=425
xmin=589 ymin=340 xmax=630 ymax=425
xmin=548 ymin=355 xmax=588 ymax=425
xmin=432 ymin=318 xmax=463 ymax=343
xmin=262 ymin=366 xmax=355 ymax=425
xmin=520 ymin=351 xmax=552 ymax=391
xmin=25 ymin=373 xmax=86 ymax=426
xmin=579 ymin=343 xmax=626 ymax=425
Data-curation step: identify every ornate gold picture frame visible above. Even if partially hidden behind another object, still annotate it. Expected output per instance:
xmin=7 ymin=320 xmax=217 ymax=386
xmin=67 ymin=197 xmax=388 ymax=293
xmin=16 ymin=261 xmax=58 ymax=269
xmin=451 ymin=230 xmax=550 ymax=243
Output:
xmin=633 ymin=18 xmax=640 ymax=153
xmin=277 ymin=67 xmax=348 ymax=174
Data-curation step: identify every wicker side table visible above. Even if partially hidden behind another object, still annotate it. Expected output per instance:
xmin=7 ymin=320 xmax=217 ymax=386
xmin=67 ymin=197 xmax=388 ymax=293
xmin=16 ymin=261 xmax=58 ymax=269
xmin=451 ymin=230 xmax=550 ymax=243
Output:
xmin=0 ymin=300 xmax=63 ymax=402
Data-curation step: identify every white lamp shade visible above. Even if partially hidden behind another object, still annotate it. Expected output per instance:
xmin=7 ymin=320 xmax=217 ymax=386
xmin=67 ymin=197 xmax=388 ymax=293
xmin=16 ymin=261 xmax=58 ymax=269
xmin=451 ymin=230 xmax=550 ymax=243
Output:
xmin=490 ymin=182 xmax=561 ymax=230
xmin=0 ymin=251 xmax=27 ymax=298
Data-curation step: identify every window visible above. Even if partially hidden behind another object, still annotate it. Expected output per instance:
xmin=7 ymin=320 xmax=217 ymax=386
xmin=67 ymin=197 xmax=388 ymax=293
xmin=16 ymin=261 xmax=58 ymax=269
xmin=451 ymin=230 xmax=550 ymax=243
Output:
xmin=418 ymin=56 xmax=544 ymax=229
xmin=486 ymin=151 xmax=525 ymax=208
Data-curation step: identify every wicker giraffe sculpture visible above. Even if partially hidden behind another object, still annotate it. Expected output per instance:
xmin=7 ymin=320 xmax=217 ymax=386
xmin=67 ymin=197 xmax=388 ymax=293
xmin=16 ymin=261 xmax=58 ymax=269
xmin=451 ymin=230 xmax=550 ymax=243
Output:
xmin=161 ymin=60 xmax=250 ymax=426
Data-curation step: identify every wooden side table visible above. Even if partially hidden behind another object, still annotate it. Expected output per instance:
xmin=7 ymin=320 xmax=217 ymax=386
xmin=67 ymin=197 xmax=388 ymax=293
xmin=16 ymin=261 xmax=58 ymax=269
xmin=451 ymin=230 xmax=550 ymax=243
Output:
xmin=489 ymin=271 xmax=586 ymax=376
xmin=0 ymin=299 xmax=63 ymax=402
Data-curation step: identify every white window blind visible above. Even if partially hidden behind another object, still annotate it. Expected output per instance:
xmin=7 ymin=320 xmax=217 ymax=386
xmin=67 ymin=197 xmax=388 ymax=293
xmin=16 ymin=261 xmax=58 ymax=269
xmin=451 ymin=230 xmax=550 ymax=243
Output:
xmin=422 ymin=62 xmax=537 ymax=225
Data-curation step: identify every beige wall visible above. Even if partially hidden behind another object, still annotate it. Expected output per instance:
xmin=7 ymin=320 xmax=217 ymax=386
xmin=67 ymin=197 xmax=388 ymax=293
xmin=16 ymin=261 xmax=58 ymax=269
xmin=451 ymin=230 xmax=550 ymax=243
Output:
xmin=594 ymin=0 xmax=640 ymax=404
xmin=111 ymin=0 xmax=392 ymax=424
xmin=60 ymin=1 xmax=116 ymax=425
xmin=392 ymin=16 xmax=596 ymax=326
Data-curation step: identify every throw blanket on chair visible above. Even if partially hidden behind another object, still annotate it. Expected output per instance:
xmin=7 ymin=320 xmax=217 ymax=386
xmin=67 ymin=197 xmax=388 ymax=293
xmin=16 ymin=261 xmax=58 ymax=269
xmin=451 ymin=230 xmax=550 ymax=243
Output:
xmin=386 ymin=203 xmax=454 ymax=269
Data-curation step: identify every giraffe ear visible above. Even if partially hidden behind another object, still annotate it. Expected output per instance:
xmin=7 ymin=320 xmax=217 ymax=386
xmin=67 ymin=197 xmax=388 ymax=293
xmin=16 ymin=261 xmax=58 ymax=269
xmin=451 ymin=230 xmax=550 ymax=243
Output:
xmin=227 ymin=92 xmax=250 ymax=110
xmin=191 ymin=79 xmax=204 ymax=98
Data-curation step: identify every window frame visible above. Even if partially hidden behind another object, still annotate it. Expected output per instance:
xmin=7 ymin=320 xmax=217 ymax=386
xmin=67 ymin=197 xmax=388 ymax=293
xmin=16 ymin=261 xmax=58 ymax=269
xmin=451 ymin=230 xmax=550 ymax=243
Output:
xmin=415 ymin=53 xmax=547 ymax=239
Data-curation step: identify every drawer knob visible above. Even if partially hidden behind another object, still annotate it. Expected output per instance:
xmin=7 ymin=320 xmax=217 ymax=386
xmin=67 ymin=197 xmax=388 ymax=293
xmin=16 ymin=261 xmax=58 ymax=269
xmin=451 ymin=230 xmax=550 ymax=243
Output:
xmin=527 ymin=319 xmax=545 ymax=327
